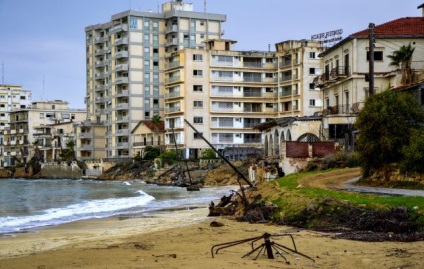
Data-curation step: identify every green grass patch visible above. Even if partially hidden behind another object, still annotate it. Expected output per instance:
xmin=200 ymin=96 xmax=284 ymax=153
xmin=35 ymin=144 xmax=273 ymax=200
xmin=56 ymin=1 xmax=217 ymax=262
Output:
xmin=269 ymin=169 xmax=424 ymax=228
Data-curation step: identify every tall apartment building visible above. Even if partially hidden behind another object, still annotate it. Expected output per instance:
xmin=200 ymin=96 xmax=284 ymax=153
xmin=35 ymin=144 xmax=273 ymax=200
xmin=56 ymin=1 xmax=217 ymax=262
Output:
xmin=85 ymin=0 xmax=225 ymax=158
xmin=3 ymin=100 xmax=86 ymax=166
xmin=164 ymin=39 xmax=325 ymax=160
xmin=0 ymin=84 xmax=32 ymax=129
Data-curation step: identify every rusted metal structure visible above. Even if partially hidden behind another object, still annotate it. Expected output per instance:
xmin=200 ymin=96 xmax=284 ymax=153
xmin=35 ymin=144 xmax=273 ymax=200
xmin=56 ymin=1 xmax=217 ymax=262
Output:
xmin=211 ymin=232 xmax=315 ymax=264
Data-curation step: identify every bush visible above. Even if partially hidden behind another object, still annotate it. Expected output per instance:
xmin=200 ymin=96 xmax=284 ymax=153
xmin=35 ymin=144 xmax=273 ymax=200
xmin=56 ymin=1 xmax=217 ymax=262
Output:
xmin=200 ymin=149 xmax=217 ymax=159
xmin=400 ymin=129 xmax=424 ymax=174
xmin=158 ymin=150 xmax=179 ymax=165
xmin=143 ymin=146 xmax=161 ymax=160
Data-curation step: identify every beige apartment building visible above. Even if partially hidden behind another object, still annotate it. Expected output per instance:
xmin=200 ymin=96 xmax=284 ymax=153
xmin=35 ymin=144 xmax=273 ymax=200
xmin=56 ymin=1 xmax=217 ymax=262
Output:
xmin=85 ymin=0 xmax=225 ymax=158
xmin=164 ymin=39 xmax=325 ymax=160
xmin=2 ymin=100 xmax=86 ymax=166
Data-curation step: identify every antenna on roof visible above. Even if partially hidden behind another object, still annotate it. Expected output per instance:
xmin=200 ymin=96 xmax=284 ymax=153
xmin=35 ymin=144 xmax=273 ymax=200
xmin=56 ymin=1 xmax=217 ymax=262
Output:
xmin=129 ymin=0 xmax=132 ymax=10
xmin=204 ymin=0 xmax=207 ymax=13
xmin=1 ymin=61 xmax=4 ymax=85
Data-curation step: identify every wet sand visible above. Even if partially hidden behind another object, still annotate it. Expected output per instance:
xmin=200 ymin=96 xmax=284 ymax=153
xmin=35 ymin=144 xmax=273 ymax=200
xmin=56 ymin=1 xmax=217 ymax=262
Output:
xmin=0 ymin=207 xmax=424 ymax=269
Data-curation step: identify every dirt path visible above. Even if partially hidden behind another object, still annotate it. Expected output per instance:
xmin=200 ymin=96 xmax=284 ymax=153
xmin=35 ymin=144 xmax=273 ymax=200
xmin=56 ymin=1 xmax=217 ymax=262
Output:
xmin=298 ymin=167 xmax=361 ymax=189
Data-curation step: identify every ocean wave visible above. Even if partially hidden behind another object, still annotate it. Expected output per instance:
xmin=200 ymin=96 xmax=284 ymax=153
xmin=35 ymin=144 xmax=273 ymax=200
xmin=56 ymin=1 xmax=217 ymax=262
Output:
xmin=0 ymin=189 xmax=155 ymax=234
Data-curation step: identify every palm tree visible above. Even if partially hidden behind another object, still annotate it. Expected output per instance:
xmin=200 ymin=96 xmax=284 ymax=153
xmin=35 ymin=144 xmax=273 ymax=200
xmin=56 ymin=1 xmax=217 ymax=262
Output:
xmin=150 ymin=114 xmax=162 ymax=148
xmin=387 ymin=43 xmax=415 ymax=85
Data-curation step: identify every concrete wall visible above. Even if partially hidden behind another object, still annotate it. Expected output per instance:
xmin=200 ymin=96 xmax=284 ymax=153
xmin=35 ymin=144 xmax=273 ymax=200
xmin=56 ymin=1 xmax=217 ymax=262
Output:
xmin=41 ymin=162 xmax=82 ymax=178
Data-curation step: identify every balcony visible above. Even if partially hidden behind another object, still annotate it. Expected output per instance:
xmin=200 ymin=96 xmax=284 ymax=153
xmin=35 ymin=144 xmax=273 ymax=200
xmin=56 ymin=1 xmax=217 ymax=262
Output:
xmin=95 ymin=85 xmax=106 ymax=92
xmin=78 ymin=132 xmax=93 ymax=138
xmin=279 ymin=59 xmax=298 ymax=68
xmin=165 ymin=76 xmax=181 ymax=84
xmin=165 ymin=91 xmax=181 ymax=99
xmin=116 ymin=90 xmax=128 ymax=98
xmin=95 ymin=36 xmax=105 ymax=44
xmin=109 ymin=24 xmax=128 ymax=34
xmin=116 ymin=116 xmax=129 ymax=123
xmin=165 ymin=61 xmax=182 ymax=69
xmin=115 ymin=77 xmax=129 ymax=84
xmin=133 ymin=140 xmax=164 ymax=147
xmin=95 ymin=49 xmax=105 ymax=56
xmin=165 ymin=106 xmax=181 ymax=113
xmin=79 ymin=144 xmax=92 ymax=151
xmin=243 ymin=62 xmax=264 ymax=68
xmin=95 ymin=60 xmax=107 ymax=68
xmin=115 ymin=37 xmax=129 ymax=46
xmin=115 ymin=51 xmax=129 ymax=59
xmin=115 ymin=64 xmax=128 ymax=72
xmin=166 ymin=38 xmax=178 ymax=47
xmin=166 ymin=25 xmax=178 ymax=33
xmin=314 ymin=66 xmax=350 ymax=88
xmin=116 ymin=103 xmax=129 ymax=110
xmin=95 ymin=72 xmax=107 ymax=80
xmin=116 ymin=129 xmax=129 ymax=136
xmin=117 ymin=142 xmax=129 ymax=148
xmin=321 ymin=102 xmax=364 ymax=116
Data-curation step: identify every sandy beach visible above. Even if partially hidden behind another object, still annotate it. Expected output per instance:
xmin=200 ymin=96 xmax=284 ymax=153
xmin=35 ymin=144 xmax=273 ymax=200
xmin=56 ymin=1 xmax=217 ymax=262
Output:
xmin=0 ymin=207 xmax=424 ymax=269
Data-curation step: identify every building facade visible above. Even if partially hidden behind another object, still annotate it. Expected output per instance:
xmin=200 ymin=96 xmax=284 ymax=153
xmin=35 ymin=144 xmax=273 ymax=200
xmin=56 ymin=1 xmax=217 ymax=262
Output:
xmin=85 ymin=0 xmax=225 ymax=158
xmin=314 ymin=17 xmax=424 ymax=149
xmin=163 ymin=39 xmax=325 ymax=160
xmin=2 ymin=100 xmax=86 ymax=166
xmin=0 ymin=84 xmax=32 ymax=129
xmin=74 ymin=120 xmax=107 ymax=160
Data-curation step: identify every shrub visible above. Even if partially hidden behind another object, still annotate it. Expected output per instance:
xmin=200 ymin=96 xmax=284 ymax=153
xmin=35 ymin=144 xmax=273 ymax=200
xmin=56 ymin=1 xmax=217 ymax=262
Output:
xmin=200 ymin=149 xmax=217 ymax=159
xmin=400 ymin=129 xmax=424 ymax=174
xmin=158 ymin=149 xmax=179 ymax=165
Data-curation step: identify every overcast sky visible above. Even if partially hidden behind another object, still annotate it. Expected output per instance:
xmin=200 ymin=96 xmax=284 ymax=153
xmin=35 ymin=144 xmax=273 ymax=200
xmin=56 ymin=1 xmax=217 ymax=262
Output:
xmin=0 ymin=0 xmax=422 ymax=108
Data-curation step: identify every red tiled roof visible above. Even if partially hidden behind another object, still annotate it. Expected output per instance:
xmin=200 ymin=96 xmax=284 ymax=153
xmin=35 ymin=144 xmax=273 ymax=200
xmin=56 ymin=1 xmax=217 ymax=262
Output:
xmin=351 ymin=17 xmax=424 ymax=38
xmin=140 ymin=120 xmax=165 ymax=132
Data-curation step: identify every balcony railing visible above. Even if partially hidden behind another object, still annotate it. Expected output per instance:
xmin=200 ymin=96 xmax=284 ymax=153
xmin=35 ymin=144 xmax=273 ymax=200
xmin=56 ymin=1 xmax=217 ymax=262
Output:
xmin=133 ymin=141 xmax=164 ymax=147
xmin=322 ymin=102 xmax=364 ymax=116
xmin=314 ymin=66 xmax=351 ymax=87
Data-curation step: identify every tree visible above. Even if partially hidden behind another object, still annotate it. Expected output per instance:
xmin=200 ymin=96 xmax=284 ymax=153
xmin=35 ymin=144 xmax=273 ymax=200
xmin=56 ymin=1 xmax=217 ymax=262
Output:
xmin=387 ymin=43 xmax=415 ymax=85
xmin=150 ymin=115 xmax=162 ymax=145
xmin=355 ymin=91 xmax=424 ymax=177
xmin=60 ymin=140 xmax=76 ymax=161
xmin=400 ymin=129 xmax=424 ymax=174
xmin=200 ymin=149 xmax=218 ymax=159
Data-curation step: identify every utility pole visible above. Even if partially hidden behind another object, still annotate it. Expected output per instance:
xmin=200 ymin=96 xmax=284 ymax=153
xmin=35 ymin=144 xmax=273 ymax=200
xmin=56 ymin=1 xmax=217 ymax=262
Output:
xmin=368 ymin=23 xmax=375 ymax=95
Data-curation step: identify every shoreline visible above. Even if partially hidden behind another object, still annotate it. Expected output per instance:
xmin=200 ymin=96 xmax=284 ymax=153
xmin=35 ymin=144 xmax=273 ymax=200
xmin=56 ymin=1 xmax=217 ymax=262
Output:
xmin=1 ymin=208 xmax=424 ymax=268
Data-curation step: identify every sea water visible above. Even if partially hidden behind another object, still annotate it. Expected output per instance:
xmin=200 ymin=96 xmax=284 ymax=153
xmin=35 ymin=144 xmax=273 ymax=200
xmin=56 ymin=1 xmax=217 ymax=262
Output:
xmin=0 ymin=178 xmax=235 ymax=235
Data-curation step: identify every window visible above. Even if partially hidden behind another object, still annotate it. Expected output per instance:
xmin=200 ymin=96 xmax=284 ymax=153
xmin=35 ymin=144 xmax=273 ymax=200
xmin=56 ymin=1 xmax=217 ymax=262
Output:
xmin=309 ymin=68 xmax=316 ymax=75
xmin=193 ymin=54 xmax=203 ymax=61
xmin=130 ymin=17 xmax=138 ymax=29
xmin=193 ymin=101 xmax=203 ymax=108
xmin=309 ymin=99 xmax=316 ymax=106
xmin=193 ymin=70 xmax=203 ymax=76
xmin=20 ymin=96 xmax=26 ymax=100
xmin=309 ymin=83 xmax=315 ymax=90
xmin=366 ymin=51 xmax=383 ymax=61
xmin=309 ymin=52 xmax=316 ymax=59
xmin=194 ymin=132 xmax=203 ymax=139
xmin=200 ymin=34 xmax=205 ymax=39
xmin=193 ymin=117 xmax=203 ymax=124
xmin=200 ymin=21 xmax=205 ymax=26
xmin=193 ymin=85 xmax=203 ymax=92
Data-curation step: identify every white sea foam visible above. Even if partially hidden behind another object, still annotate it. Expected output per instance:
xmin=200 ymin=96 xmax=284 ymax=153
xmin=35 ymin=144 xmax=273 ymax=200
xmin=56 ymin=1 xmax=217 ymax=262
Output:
xmin=0 ymin=190 xmax=155 ymax=234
